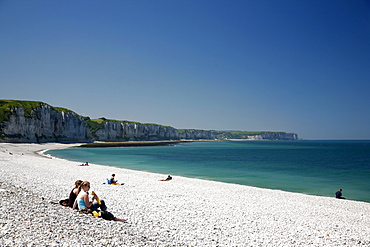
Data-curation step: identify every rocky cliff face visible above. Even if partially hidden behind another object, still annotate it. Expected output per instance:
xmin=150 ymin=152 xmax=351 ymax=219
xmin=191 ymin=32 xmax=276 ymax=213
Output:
xmin=179 ymin=129 xmax=215 ymax=140
xmin=0 ymin=101 xmax=215 ymax=142
xmin=0 ymin=104 xmax=90 ymax=143
xmin=245 ymin=132 xmax=298 ymax=140
xmin=91 ymin=121 xmax=215 ymax=141
xmin=122 ymin=122 xmax=180 ymax=141
xmin=93 ymin=121 xmax=181 ymax=141
xmin=0 ymin=100 xmax=298 ymax=143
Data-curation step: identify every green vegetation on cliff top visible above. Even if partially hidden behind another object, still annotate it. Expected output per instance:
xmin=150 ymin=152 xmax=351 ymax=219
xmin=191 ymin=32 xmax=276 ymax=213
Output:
xmin=85 ymin=117 xmax=174 ymax=131
xmin=0 ymin=100 xmax=44 ymax=123
xmin=0 ymin=100 xmax=77 ymax=124
xmin=178 ymin=129 xmax=280 ymax=137
xmin=211 ymin=130 xmax=295 ymax=139
xmin=212 ymin=130 xmax=264 ymax=138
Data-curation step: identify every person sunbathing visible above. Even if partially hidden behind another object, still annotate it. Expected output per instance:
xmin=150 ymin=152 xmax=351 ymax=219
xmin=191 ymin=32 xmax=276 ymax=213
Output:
xmin=160 ymin=175 xmax=172 ymax=181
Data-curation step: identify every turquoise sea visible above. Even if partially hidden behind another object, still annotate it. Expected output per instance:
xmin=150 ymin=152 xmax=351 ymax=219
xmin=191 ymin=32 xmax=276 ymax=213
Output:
xmin=46 ymin=140 xmax=370 ymax=203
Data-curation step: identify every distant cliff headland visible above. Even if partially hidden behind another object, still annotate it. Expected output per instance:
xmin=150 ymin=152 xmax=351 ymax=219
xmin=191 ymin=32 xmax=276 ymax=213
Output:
xmin=0 ymin=100 xmax=298 ymax=143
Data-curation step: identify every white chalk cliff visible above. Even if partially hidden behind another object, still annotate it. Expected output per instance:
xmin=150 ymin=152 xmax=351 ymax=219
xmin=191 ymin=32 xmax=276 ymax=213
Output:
xmin=0 ymin=100 xmax=298 ymax=143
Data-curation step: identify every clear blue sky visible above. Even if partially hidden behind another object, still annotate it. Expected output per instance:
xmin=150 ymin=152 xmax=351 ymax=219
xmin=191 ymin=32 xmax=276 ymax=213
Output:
xmin=1 ymin=0 xmax=369 ymax=140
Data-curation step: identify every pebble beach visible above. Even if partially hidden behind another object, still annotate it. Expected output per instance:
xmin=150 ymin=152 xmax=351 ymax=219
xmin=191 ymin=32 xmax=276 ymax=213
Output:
xmin=0 ymin=143 xmax=369 ymax=246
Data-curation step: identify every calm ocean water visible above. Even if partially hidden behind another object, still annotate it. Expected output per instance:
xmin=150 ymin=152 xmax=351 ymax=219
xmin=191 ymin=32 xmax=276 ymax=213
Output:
xmin=46 ymin=140 xmax=370 ymax=203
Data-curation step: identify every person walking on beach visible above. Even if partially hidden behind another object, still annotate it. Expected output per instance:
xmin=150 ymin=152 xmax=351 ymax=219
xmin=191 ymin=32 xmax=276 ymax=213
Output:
xmin=335 ymin=189 xmax=346 ymax=199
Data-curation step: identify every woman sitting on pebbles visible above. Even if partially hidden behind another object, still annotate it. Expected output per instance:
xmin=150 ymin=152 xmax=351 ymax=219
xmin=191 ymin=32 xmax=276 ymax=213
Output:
xmin=73 ymin=181 xmax=107 ymax=211
xmin=73 ymin=181 xmax=127 ymax=222
xmin=68 ymin=180 xmax=82 ymax=208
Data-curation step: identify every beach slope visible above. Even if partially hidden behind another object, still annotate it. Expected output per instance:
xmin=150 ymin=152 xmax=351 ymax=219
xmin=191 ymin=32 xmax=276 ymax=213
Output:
xmin=0 ymin=143 xmax=369 ymax=246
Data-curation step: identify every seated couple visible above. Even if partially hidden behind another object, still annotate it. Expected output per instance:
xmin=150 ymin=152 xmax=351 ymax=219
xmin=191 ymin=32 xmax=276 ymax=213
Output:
xmin=68 ymin=180 xmax=127 ymax=222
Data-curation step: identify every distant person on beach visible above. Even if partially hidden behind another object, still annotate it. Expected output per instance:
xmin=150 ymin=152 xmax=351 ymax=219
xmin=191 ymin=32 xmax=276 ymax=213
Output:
xmin=73 ymin=181 xmax=127 ymax=222
xmin=109 ymin=174 xmax=124 ymax=185
xmin=79 ymin=162 xmax=89 ymax=166
xmin=335 ymin=189 xmax=346 ymax=199
xmin=110 ymin=174 xmax=117 ymax=184
xmin=68 ymin=180 xmax=83 ymax=208
xmin=160 ymin=175 xmax=172 ymax=181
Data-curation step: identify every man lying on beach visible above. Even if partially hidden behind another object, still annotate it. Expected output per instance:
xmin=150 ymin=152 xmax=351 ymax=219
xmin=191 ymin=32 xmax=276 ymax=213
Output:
xmin=335 ymin=189 xmax=346 ymax=199
xmin=160 ymin=175 xmax=172 ymax=181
